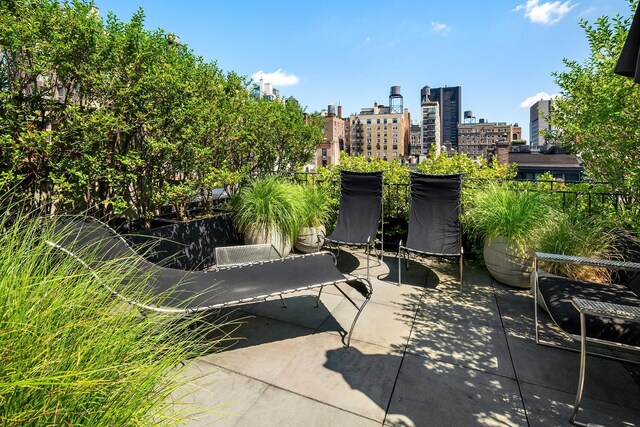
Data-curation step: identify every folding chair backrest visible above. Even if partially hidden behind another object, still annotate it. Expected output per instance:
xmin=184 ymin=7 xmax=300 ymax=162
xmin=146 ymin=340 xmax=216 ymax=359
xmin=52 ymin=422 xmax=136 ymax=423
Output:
xmin=406 ymin=173 xmax=462 ymax=256
xmin=328 ymin=170 xmax=383 ymax=244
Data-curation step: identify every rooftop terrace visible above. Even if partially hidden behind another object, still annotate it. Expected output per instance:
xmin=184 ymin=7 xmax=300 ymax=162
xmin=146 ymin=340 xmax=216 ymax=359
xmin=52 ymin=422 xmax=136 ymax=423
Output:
xmin=172 ymin=249 xmax=640 ymax=426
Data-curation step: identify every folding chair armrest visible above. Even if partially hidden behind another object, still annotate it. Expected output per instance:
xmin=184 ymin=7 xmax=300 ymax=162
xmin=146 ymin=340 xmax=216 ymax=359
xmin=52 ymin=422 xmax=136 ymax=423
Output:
xmin=534 ymin=252 xmax=640 ymax=272
xmin=571 ymin=298 xmax=640 ymax=322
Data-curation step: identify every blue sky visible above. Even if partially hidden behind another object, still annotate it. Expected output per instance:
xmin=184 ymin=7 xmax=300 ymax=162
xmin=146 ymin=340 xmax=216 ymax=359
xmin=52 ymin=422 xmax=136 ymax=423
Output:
xmin=93 ymin=0 xmax=633 ymax=141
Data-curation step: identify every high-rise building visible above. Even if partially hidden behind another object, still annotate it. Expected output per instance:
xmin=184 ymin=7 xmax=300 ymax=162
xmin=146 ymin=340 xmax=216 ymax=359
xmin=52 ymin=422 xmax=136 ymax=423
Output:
xmin=530 ymin=99 xmax=554 ymax=149
xmin=420 ymin=101 xmax=441 ymax=156
xmin=420 ymin=85 xmax=461 ymax=149
xmin=410 ymin=122 xmax=422 ymax=159
xmin=252 ymin=78 xmax=279 ymax=100
xmin=315 ymin=103 xmax=344 ymax=168
xmin=348 ymin=87 xmax=411 ymax=162
xmin=457 ymin=120 xmax=522 ymax=160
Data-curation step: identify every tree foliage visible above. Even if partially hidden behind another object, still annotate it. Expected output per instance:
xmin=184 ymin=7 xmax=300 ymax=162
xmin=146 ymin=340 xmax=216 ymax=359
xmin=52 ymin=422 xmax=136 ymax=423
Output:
xmin=550 ymin=0 xmax=640 ymax=205
xmin=0 ymin=0 xmax=323 ymax=224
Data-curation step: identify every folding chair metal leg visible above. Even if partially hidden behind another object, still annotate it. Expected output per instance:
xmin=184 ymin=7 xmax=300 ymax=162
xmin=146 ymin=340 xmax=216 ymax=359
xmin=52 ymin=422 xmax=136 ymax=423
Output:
xmin=344 ymin=278 xmax=373 ymax=348
xmin=279 ymin=295 xmax=287 ymax=308
xmin=347 ymin=297 xmax=370 ymax=347
xmin=397 ymin=241 xmax=404 ymax=287
xmin=315 ymin=286 xmax=323 ymax=308
xmin=570 ymin=312 xmax=588 ymax=426
xmin=459 ymin=253 xmax=464 ymax=292
xmin=398 ymin=247 xmax=402 ymax=287
xmin=366 ymin=238 xmax=371 ymax=280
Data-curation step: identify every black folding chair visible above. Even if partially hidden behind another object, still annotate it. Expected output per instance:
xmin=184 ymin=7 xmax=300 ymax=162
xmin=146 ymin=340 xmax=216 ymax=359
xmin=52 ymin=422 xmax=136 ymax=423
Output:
xmin=323 ymin=170 xmax=384 ymax=279
xmin=398 ymin=173 xmax=463 ymax=290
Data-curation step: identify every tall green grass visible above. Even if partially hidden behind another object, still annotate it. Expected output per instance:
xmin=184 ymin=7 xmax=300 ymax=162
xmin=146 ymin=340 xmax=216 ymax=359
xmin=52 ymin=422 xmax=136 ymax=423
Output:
xmin=0 ymin=211 xmax=223 ymax=425
xmin=536 ymin=209 xmax=616 ymax=282
xmin=462 ymin=182 xmax=551 ymax=255
xmin=230 ymin=176 xmax=305 ymax=241
xmin=300 ymin=185 xmax=330 ymax=228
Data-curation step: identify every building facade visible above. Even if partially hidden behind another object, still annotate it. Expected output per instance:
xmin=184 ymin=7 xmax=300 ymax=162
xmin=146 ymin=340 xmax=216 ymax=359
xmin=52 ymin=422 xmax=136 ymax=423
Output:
xmin=348 ymin=103 xmax=411 ymax=162
xmin=314 ymin=104 xmax=344 ymax=168
xmin=420 ymin=85 xmax=461 ymax=149
xmin=410 ymin=123 xmax=422 ymax=159
xmin=530 ymin=99 xmax=554 ymax=149
xmin=457 ymin=120 xmax=522 ymax=159
xmin=420 ymin=101 xmax=441 ymax=156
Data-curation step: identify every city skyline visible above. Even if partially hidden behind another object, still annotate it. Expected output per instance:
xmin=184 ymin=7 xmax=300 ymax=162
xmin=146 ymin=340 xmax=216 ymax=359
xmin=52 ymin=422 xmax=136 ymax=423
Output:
xmin=93 ymin=0 xmax=633 ymax=141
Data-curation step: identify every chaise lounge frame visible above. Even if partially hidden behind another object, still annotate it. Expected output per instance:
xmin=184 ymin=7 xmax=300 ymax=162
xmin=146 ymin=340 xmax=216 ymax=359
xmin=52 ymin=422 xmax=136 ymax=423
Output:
xmin=533 ymin=252 xmax=640 ymax=425
xmin=46 ymin=216 xmax=373 ymax=347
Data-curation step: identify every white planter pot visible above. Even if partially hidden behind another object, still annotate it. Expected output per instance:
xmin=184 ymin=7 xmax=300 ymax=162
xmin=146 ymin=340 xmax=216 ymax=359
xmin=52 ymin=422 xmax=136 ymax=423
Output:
xmin=244 ymin=227 xmax=291 ymax=257
xmin=295 ymin=225 xmax=326 ymax=254
xmin=484 ymin=236 xmax=533 ymax=288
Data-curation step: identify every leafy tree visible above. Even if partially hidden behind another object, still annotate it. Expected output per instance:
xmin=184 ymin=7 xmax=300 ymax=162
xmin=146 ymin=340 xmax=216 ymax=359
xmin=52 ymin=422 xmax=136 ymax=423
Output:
xmin=550 ymin=0 xmax=640 ymax=211
xmin=0 ymin=0 xmax=324 ymax=225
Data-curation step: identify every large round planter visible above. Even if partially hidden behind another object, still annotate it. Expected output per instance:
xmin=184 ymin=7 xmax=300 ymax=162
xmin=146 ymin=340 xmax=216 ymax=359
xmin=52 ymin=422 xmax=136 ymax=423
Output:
xmin=484 ymin=236 xmax=533 ymax=288
xmin=244 ymin=227 xmax=291 ymax=257
xmin=295 ymin=225 xmax=326 ymax=254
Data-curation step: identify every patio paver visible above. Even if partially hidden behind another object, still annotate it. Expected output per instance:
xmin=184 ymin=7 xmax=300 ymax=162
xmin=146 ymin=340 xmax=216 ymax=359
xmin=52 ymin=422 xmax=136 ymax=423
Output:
xmin=175 ymin=249 xmax=640 ymax=426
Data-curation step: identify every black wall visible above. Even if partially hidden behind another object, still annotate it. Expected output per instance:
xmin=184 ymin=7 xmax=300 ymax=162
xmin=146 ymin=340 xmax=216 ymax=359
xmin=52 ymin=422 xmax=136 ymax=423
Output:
xmin=126 ymin=213 xmax=242 ymax=270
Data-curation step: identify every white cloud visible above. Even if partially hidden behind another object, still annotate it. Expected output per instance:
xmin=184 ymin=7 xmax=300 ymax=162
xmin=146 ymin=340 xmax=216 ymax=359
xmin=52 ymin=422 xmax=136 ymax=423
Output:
xmin=519 ymin=92 xmax=559 ymax=108
xmin=431 ymin=21 xmax=451 ymax=35
xmin=364 ymin=36 xmax=371 ymax=43
xmin=514 ymin=0 xmax=577 ymax=25
xmin=251 ymin=69 xmax=299 ymax=86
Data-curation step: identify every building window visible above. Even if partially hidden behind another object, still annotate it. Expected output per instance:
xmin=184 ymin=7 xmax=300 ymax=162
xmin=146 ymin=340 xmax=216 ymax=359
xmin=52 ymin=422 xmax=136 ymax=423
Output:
xmin=367 ymin=119 xmax=371 ymax=124
xmin=384 ymin=118 xmax=387 ymax=124
xmin=321 ymin=148 xmax=327 ymax=157
xmin=392 ymin=118 xmax=398 ymax=123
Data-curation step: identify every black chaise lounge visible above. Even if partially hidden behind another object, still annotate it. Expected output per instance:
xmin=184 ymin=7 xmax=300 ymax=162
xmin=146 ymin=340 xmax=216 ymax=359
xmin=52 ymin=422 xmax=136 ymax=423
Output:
xmin=533 ymin=252 xmax=640 ymax=425
xmin=47 ymin=217 xmax=372 ymax=347
xmin=323 ymin=170 xmax=384 ymax=279
xmin=398 ymin=173 xmax=463 ymax=290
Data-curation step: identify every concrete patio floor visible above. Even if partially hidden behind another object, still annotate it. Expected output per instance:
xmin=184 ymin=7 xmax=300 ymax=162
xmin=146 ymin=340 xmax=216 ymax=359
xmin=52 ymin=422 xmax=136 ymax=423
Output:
xmin=173 ymin=249 xmax=640 ymax=426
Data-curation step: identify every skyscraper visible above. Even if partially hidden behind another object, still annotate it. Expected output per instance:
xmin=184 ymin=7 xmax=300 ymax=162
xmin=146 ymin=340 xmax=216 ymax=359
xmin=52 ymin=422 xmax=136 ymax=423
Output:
xmin=420 ymin=85 xmax=461 ymax=149
xmin=530 ymin=99 xmax=554 ymax=149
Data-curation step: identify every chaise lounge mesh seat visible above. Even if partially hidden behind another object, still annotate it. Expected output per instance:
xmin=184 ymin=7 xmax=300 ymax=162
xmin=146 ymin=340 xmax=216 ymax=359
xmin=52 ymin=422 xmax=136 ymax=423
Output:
xmin=398 ymin=173 xmax=463 ymax=290
xmin=533 ymin=252 xmax=640 ymax=425
xmin=47 ymin=216 xmax=372 ymax=347
xmin=323 ymin=170 xmax=384 ymax=279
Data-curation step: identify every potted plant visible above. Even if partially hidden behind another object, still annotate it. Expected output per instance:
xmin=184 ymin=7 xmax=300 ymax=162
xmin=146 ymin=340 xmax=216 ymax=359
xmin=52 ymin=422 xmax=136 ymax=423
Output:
xmin=230 ymin=177 xmax=304 ymax=257
xmin=536 ymin=209 xmax=615 ymax=283
xmin=295 ymin=185 xmax=331 ymax=253
xmin=463 ymin=182 xmax=550 ymax=288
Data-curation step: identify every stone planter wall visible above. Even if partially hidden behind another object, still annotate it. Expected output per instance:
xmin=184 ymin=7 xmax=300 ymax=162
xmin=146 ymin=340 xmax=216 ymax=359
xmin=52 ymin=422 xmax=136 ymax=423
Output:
xmin=126 ymin=213 xmax=241 ymax=270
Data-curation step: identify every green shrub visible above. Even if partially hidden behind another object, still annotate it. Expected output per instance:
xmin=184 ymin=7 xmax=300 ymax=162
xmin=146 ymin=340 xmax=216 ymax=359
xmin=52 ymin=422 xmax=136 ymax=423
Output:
xmin=536 ymin=209 xmax=616 ymax=282
xmin=230 ymin=176 xmax=305 ymax=241
xmin=300 ymin=185 xmax=331 ymax=228
xmin=462 ymin=182 xmax=551 ymax=255
xmin=0 ymin=211 xmax=224 ymax=425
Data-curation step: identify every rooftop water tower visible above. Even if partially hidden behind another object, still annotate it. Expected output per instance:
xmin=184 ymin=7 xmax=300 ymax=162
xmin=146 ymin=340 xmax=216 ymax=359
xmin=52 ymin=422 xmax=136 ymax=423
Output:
xmin=389 ymin=85 xmax=403 ymax=114
xmin=464 ymin=110 xmax=475 ymax=124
